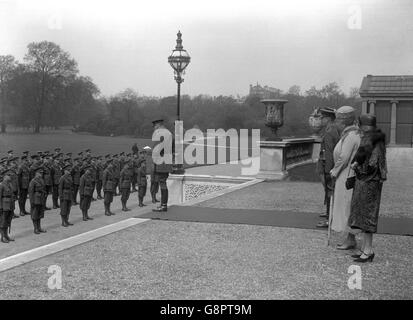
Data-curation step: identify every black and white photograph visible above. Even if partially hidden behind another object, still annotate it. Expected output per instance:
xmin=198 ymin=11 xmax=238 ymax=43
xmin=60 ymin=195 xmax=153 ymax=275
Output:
xmin=0 ymin=0 xmax=412 ymax=305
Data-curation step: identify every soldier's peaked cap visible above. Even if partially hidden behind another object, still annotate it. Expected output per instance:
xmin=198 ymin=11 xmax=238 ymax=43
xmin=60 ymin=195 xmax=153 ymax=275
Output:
xmin=152 ymin=119 xmax=164 ymax=125
xmin=85 ymin=149 xmax=91 ymax=152
xmin=105 ymin=154 xmax=111 ymax=158
xmin=62 ymin=164 xmax=71 ymax=170
xmin=23 ymin=151 xmax=29 ymax=154
xmin=7 ymin=150 xmax=13 ymax=154
xmin=55 ymin=147 xmax=61 ymax=151
xmin=31 ymin=155 xmax=39 ymax=159
xmin=34 ymin=166 xmax=44 ymax=173
xmin=319 ymin=107 xmax=336 ymax=116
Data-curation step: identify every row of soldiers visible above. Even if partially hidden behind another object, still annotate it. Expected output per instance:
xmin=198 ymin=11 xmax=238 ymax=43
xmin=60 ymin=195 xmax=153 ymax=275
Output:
xmin=0 ymin=147 xmax=158 ymax=243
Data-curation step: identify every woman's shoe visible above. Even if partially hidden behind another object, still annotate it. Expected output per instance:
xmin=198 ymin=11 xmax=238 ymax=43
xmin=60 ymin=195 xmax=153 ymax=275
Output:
xmin=354 ymin=252 xmax=375 ymax=263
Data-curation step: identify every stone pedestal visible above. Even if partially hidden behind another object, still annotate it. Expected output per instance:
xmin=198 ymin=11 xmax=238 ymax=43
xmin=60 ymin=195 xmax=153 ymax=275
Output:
xmin=311 ymin=135 xmax=322 ymax=162
xmin=257 ymin=138 xmax=315 ymax=181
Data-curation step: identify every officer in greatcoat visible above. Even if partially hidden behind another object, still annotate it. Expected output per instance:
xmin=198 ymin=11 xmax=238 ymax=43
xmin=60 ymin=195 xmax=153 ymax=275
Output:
xmin=28 ymin=167 xmax=47 ymax=234
xmin=102 ymin=159 xmax=116 ymax=216
xmin=79 ymin=166 xmax=95 ymax=221
xmin=0 ymin=169 xmax=16 ymax=243
xmin=17 ymin=155 xmax=31 ymax=216
xmin=59 ymin=163 xmax=74 ymax=227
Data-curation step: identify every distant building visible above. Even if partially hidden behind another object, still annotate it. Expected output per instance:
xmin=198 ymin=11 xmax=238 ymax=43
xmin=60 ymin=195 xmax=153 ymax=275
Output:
xmin=249 ymin=82 xmax=282 ymax=99
xmin=359 ymin=75 xmax=413 ymax=146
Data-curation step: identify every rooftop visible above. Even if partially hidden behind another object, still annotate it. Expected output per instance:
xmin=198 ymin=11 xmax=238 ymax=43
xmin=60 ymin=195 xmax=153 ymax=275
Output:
xmin=359 ymin=75 xmax=413 ymax=97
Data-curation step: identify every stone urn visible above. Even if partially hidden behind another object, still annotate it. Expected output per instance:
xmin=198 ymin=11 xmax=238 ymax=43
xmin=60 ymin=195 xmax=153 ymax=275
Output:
xmin=308 ymin=107 xmax=323 ymax=138
xmin=261 ymin=99 xmax=288 ymax=141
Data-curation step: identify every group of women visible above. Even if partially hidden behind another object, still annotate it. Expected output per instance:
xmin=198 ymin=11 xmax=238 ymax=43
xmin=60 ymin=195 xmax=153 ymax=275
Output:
xmin=329 ymin=106 xmax=387 ymax=263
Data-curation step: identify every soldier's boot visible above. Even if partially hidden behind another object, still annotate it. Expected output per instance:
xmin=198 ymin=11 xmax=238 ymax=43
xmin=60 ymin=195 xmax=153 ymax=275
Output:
xmin=86 ymin=211 xmax=93 ymax=220
xmin=33 ymin=220 xmax=40 ymax=234
xmin=108 ymin=204 xmax=115 ymax=215
xmin=66 ymin=215 xmax=74 ymax=226
xmin=37 ymin=220 xmax=46 ymax=233
xmin=138 ymin=196 xmax=146 ymax=207
xmin=104 ymin=204 xmax=111 ymax=216
xmin=12 ymin=213 xmax=20 ymax=219
xmin=61 ymin=215 xmax=69 ymax=227
xmin=151 ymin=193 xmax=158 ymax=203
xmin=153 ymin=189 xmax=168 ymax=212
xmin=82 ymin=210 xmax=88 ymax=221
xmin=1 ymin=228 xmax=9 ymax=243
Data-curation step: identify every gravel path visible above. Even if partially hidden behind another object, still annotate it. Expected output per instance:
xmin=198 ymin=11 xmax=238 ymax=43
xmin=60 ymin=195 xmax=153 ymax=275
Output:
xmin=0 ymin=220 xmax=411 ymax=299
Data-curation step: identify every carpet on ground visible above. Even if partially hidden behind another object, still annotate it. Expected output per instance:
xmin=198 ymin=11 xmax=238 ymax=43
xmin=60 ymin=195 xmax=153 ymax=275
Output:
xmin=137 ymin=206 xmax=413 ymax=236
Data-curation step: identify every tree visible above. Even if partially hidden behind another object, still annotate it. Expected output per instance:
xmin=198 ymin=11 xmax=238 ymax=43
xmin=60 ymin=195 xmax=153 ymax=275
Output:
xmin=24 ymin=41 xmax=78 ymax=133
xmin=287 ymin=85 xmax=301 ymax=96
xmin=0 ymin=55 xmax=18 ymax=132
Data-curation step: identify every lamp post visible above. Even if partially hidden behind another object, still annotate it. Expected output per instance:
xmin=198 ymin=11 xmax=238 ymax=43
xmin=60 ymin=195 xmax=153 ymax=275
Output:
xmin=168 ymin=30 xmax=191 ymax=174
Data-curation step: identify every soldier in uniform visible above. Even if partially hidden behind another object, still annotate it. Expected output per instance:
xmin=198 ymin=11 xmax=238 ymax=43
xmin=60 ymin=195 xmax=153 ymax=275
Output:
xmin=71 ymin=158 xmax=81 ymax=205
xmin=59 ymin=164 xmax=74 ymax=227
xmin=8 ymin=158 xmax=20 ymax=219
xmin=28 ymin=167 xmax=47 ymax=234
xmin=0 ymin=169 xmax=16 ymax=243
xmin=29 ymin=154 xmax=42 ymax=180
xmin=151 ymin=119 xmax=173 ymax=212
xmin=79 ymin=166 xmax=94 ymax=221
xmin=51 ymin=155 xmax=62 ymax=209
xmin=119 ymin=161 xmax=132 ymax=211
xmin=42 ymin=154 xmax=53 ymax=210
xmin=112 ymin=154 xmax=121 ymax=196
xmin=316 ymin=107 xmax=340 ymax=228
xmin=17 ymin=155 xmax=31 ymax=216
xmin=137 ymin=151 xmax=148 ymax=207
xmin=96 ymin=156 xmax=104 ymax=199
xmin=102 ymin=159 xmax=116 ymax=216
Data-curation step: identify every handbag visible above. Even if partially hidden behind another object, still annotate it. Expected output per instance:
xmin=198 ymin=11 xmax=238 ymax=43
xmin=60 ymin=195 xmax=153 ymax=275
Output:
xmin=345 ymin=167 xmax=356 ymax=190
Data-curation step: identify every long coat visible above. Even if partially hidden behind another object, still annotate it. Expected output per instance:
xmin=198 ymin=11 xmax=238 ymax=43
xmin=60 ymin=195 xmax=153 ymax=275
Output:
xmin=330 ymin=126 xmax=361 ymax=232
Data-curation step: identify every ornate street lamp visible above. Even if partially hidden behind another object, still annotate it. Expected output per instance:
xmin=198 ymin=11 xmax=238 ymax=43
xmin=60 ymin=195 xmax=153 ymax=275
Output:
xmin=168 ymin=30 xmax=191 ymax=174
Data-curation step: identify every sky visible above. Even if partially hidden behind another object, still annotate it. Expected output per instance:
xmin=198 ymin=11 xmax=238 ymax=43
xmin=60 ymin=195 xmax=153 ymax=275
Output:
xmin=1 ymin=0 xmax=413 ymax=97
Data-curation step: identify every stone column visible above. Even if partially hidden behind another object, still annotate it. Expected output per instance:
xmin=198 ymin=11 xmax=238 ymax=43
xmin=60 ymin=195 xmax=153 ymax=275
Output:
xmin=390 ymin=100 xmax=398 ymax=145
xmin=361 ymin=100 xmax=368 ymax=114
xmin=368 ymin=100 xmax=376 ymax=115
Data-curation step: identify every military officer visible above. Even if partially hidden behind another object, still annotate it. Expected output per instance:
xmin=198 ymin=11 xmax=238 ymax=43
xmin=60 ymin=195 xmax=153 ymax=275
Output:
xmin=95 ymin=156 xmax=104 ymax=199
xmin=79 ymin=166 xmax=94 ymax=221
xmin=119 ymin=161 xmax=132 ymax=211
xmin=316 ymin=107 xmax=340 ymax=228
xmin=112 ymin=154 xmax=121 ymax=196
xmin=102 ymin=159 xmax=116 ymax=216
xmin=137 ymin=153 xmax=148 ymax=207
xmin=0 ymin=169 xmax=16 ymax=243
xmin=28 ymin=167 xmax=47 ymax=234
xmin=8 ymin=158 xmax=20 ymax=219
xmin=71 ymin=158 xmax=81 ymax=205
xmin=51 ymin=155 xmax=62 ymax=209
xmin=42 ymin=154 xmax=53 ymax=210
xmin=151 ymin=119 xmax=173 ymax=212
xmin=17 ymin=155 xmax=31 ymax=216
xmin=59 ymin=164 xmax=74 ymax=227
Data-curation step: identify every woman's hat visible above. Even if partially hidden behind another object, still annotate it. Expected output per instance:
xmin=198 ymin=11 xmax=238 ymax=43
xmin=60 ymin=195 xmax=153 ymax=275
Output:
xmin=359 ymin=114 xmax=377 ymax=127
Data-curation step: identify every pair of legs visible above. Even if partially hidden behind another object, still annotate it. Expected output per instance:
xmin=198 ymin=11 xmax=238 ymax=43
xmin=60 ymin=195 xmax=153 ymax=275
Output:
xmin=60 ymin=200 xmax=73 ymax=227
xmin=152 ymin=173 xmax=168 ymax=212
xmin=138 ymin=183 xmax=147 ymax=207
xmin=104 ymin=192 xmax=115 ymax=216
xmin=120 ymin=188 xmax=131 ymax=211
xmin=150 ymin=175 xmax=159 ymax=203
xmin=18 ymin=188 xmax=29 ymax=216
xmin=72 ymin=184 xmax=79 ymax=204
xmin=80 ymin=195 xmax=94 ymax=220
xmin=31 ymin=205 xmax=46 ymax=234
xmin=0 ymin=210 xmax=14 ymax=242
xmin=96 ymin=181 xmax=103 ymax=199
xmin=52 ymin=184 xmax=60 ymax=208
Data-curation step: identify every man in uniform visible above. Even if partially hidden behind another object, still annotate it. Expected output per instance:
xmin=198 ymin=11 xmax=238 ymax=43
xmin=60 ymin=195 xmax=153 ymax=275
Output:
xmin=0 ymin=169 xmax=16 ymax=243
xmin=112 ymin=154 xmax=121 ymax=196
xmin=316 ymin=107 xmax=340 ymax=228
xmin=137 ymin=152 xmax=148 ymax=207
xmin=7 ymin=150 xmax=14 ymax=161
xmin=17 ymin=155 xmax=31 ymax=216
xmin=71 ymin=158 xmax=81 ymax=205
xmin=29 ymin=154 xmax=42 ymax=180
xmin=51 ymin=155 xmax=62 ymax=209
xmin=119 ymin=161 xmax=132 ymax=211
xmin=96 ymin=156 xmax=104 ymax=199
xmin=79 ymin=166 xmax=94 ymax=221
xmin=28 ymin=167 xmax=47 ymax=234
xmin=42 ymin=154 xmax=53 ymax=210
xmin=151 ymin=119 xmax=173 ymax=212
xmin=8 ymin=158 xmax=20 ymax=218
xmin=59 ymin=163 xmax=74 ymax=227
xmin=102 ymin=159 xmax=116 ymax=216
